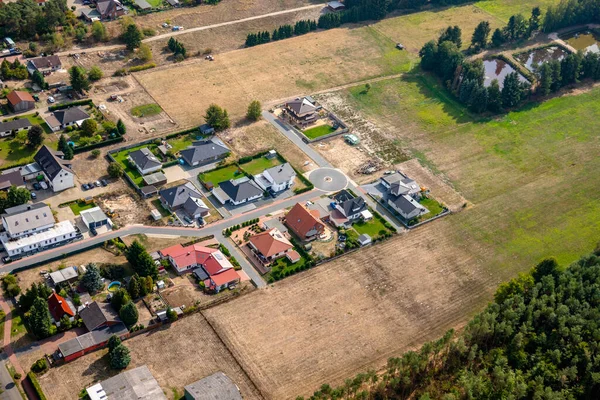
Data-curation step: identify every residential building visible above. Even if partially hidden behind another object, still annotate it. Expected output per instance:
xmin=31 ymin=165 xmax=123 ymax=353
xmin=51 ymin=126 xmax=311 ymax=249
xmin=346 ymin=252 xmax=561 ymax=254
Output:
xmin=380 ymin=172 xmax=428 ymax=221
xmin=81 ymin=8 xmax=102 ymax=22
xmin=45 ymin=107 xmax=90 ymax=132
xmin=48 ymin=292 xmax=75 ymax=323
xmin=128 ymin=147 xmax=162 ymax=175
xmin=330 ymin=190 xmax=369 ymax=227
xmin=80 ymin=207 xmax=112 ymax=230
xmin=58 ymin=323 xmax=128 ymax=362
xmin=142 ymin=171 xmax=167 ymax=187
xmin=80 ymin=301 xmax=121 ymax=331
xmin=0 ymin=118 xmax=31 ymax=137
xmin=86 ymin=366 xmax=166 ymax=400
xmin=49 ymin=266 xmax=79 ymax=286
xmin=6 ymin=91 xmax=35 ymax=113
xmin=1 ymin=203 xmax=54 ymax=239
xmin=0 ymin=170 xmax=25 ymax=191
xmin=96 ymin=0 xmax=125 ymax=20
xmin=381 ymin=172 xmax=421 ymax=198
xmin=26 ymin=55 xmax=62 ymax=75
xmin=33 ymin=145 xmax=75 ymax=192
xmin=284 ymin=97 xmax=318 ymax=127
xmin=327 ymin=1 xmax=345 ymax=11
xmin=387 ymin=194 xmax=428 ymax=221
xmin=159 ymin=181 xmax=210 ymax=219
xmin=180 ymin=138 xmax=230 ymax=167
xmin=18 ymin=162 xmax=42 ymax=180
xmin=284 ymin=203 xmax=325 ymax=241
xmin=213 ymin=177 xmax=263 ymax=206
xmin=254 ymin=162 xmax=296 ymax=193
xmin=184 ymin=372 xmax=242 ymax=400
xmin=0 ymin=218 xmax=78 ymax=258
xmin=247 ymin=228 xmax=293 ymax=263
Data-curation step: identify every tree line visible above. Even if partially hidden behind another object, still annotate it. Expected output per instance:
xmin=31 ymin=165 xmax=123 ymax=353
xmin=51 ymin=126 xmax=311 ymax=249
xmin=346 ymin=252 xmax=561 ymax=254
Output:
xmin=302 ymin=247 xmax=600 ymax=399
xmin=245 ymin=20 xmax=317 ymax=47
xmin=543 ymin=0 xmax=600 ymax=32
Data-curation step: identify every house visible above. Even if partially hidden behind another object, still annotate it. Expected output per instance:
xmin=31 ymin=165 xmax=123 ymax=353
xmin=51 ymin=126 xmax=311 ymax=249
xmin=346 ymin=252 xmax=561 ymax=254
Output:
xmin=81 ymin=8 xmax=102 ymax=22
xmin=284 ymin=97 xmax=318 ymax=127
xmin=327 ymin=0 xmax=346 ymax=11
xmin=199 ymin=124 xmax=215 ymax=135
xmin=80 ymin=301 xmax=121 ymax=331
xmin=213 ymin=177 xmax=263 ymax=206
xmin=1 ymin=220 xmax=78 ymax=258
xmin=128 ymin=147 xmax=162 ymax=175
xmin=387 ymin=194 xmax=429 ymax=221
xmin=80 ymin=207 xmax=112 ymax=230
xmin=26 ymin=55 xmax=62 ymax=76
xmin=1 ymin=203 xmax=54 ymax=239
xmin=45 ymin=107 xmax=90 ymax=132
xmin=86 ymin=365 xmax=166 ymax=400
xmin=184 ymin=372 xmax=242 ymax=400
xmin=381 ymin=172 xmax=421 ymax=198
xmin=49 ymin=266 xmax=79 ymax=286
xmin=0 ymin=170 xmax=25 ymax=191
xmin=48 ymin=292 xmax=75 ymax=323
xmin=6 ymin=91 xmax=35 ymax=113
xmin=134 ymin=0 xmax=151 ymax=10
xmin=142 ymin=171 xmax=167 ymax=187
xmin=254 ymin=162 xmax=296 ymax=193
xmin=380 ymin=172 xmax=428 ymax=221
xmin=58 ymin=323 xmax=129 ymax=362
xmin=284 ymin=203 xmax=325 ymax=241
xmin=0 ymin=118 xmax=32 ymax=137
xmin=159 ymin=181 xmax=210 ymax=219
xmin=33 ymin=145 xmax=75 ymax=192
xmin=358 ymin=234 xmax=372 ymax=246
xmin=96 ymin=0 xmax=125 ymax=20
xmin=247 ymin=228 xmax=293 ymax=263
xmin=180 ymin=138 xmax=230 ymax=167
xmin=331 ymin=190 xmax=368 ymax=226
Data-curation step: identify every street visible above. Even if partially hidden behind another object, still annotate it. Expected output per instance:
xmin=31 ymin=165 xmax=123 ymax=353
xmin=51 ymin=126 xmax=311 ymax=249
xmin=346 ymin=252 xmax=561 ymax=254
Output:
xmin=0 ymin=358 xmax=20 ymax=400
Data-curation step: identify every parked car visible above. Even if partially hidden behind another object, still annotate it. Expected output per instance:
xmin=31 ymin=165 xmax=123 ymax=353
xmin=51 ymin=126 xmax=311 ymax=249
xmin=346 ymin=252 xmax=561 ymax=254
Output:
xmin=39 ymin=181 xmax=48 ymax=190
xmin=88 ymin=182 xmax=95 ymax=188
xmin=183 ymin=215 xmax=193 ymax=224
xmin=2 ymin=256 xmax=12 ymax=264
xmin=33 ymin=182 xmax=41 ymax=190
xmin=31 ymin=192 xmax=37 ymax=200
xmin=82 ymin=183 xmax=89 ymax=190
xmin=100 ymin=179 xmax=108 ymax=187
xmin=94 ymin=181 xmax=101 ymax=187
xmin=47 ymin=96 xmax=55 ymax=103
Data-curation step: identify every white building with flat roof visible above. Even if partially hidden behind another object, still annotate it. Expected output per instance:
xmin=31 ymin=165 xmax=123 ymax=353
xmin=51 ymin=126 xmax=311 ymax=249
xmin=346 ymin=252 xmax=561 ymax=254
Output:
xmin=1 ymin=220 xmax=78 ymax=257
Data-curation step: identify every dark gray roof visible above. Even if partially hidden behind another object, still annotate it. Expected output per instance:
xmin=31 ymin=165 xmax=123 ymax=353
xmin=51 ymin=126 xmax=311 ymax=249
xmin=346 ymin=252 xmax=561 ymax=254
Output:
xmin=52 ymin=107 xmax=90 ymax=125
xmin=0 ymin=118 xmax=31 ymax=132
xmin=390 ymin=194 xmax=424 ymax=215
xmin=1 ymin=203 xmax=54 ymax=236
xmin=59 ymin=323 xmax=128 ymax=357
xmin=28 ymin=55 xmax=62 ymax=70
xmin=129 ymin=148 xmax=161 ymax=171
xmin=263 ymin=162 xmax=295 ymax=184
xmin=286 ymin=97 xmax=316 ymax=116
xmin=140 ymin=185 xmax=158 ymax=195
xmin=180 ymin=139 xmax=229 ymax=165
xmin=80 ymin=301 xmax=120 ymax=331
xmin=192 ymin=267 xmax=208 ymax=281
xmin=159 ymin=181 xmax=201 ymax=208
xmin=0 ymin=170 xmax=24 ymax=190
xmin=183 ymin=196 xmax=208 ymax=216
xmin=184 ymin=372 xmax=242 ymax=400
xmin=134 ymin=0 xmax=151 ymax=9
xmin=199 ymin=124 xmax=214 ymax=134
xmin=34 ymin=145 xmax=74 ymax=181
xmin=96 ymin=0 xmax=123 ymax=16
xmin=218 ymin=178 xmax=263 ymax=203
xmin=334 ymin=190 xmax=366 ymax=216
xmin=142 ymin=172 xmax=167 ymax=186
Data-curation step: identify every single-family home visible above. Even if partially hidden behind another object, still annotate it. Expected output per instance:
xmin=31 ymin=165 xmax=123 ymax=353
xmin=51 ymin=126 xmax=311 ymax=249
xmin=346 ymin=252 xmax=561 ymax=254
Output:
xmin=184 ymin=372 xmax=242 ymax=400
xmin=0 ymin=170 xmax=25 ymax=191
xmin=58 ymin=323 xmax=128 ymax=362
xmin=284 ymin=203 xmax=325 ymax=241
xmin=213 ymin=177 xmax=263 ymax=206
xmin=81 ymin=8 xmax=102 ymax=22
xmin=159 ymin=181 xmax=210 ymax=219
xmin=45 ymin=107 xmax=91 ymax=132
xmin=284 ymin=97 xmax=318 ymax=127
xmin=330 ymin=190 xmax=369 ymax=227
xmin=95 ymin=0 xmax=125 ymax=20
xmin=180 ymin=138 xmax=230 ymax=167
xmin=87 ymin=366 xmax=166 ymax=400
xmin=80 ymin=207 xmax=112 ymax=230
xmin=128 ymin=147 xmax=162 ymax=175
xmin=34 ymin=145 xmax=76 ymax=192
xmin=26 ymin=55 xmax=62 ymax=76
xmin=327 ymin=0 xmax=346 ymax=11
xmin=6 ymin=91 xmax=35 ymax=113
xmin=254 ymin=162 xmax=296 ymax=193
xmin=0 ymin=119 xmax=32 ymax=137
xmin=48 ymin=292 xmax=75 ymax=323
xmin=79 ymin=301 xmax=121 ymax=331
xmin=381 ymin=172 xmax=421 ymax=198
xmin=247 ymin=228 xmax=293 ymax=263
xmin=380 ymin=172 xmax=428 ymax=221
xmin=387 ymin=194 xmax=428 ymax=221
xmin=49 ymin=266 xmax=79 ymax=286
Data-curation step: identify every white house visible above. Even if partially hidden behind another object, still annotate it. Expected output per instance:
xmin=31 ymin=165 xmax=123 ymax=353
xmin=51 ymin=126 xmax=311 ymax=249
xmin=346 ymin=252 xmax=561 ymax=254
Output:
xmin=128 ymin=148 xmax=162 ymax=175
xmin=254 ymin=163 xmax=296 ymax=193
xmin=387 ymin=194 xmax=428 ymax=221
xmin=33 ymin=145 xmax=75 ymax=192
xmin=212 ymin=177 xmax=263 ymax=206
xmin=0 ymin=119 xmax=32 ymax=137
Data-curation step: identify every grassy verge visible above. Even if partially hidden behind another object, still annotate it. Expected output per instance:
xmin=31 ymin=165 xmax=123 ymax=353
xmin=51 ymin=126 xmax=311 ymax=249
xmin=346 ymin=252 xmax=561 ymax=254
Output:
xmin=10 ymin=311 xmax=27 ymax=338
xmin=151 ymin=198 xmax=171 ymax=217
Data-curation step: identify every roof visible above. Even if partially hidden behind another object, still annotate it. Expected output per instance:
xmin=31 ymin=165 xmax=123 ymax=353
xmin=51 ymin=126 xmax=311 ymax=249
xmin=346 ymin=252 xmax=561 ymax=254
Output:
xmin=129 ymin=148 xmax=161 ymax=171
xmin=140 ymin=185 xmax=158 ymax=195
xmin=160 ymin=244 xmax=233 ymax=275
xmin=285 ymin=97 xmax=316 ymax=116
xmin=390 ymin=194 xmax=427 ymax=215
xmin=1 ymin=203 xmax=54 ymax=236
xmin=80 ymin=207 xmax=109 ymax=225
xmin=248 ymin=228 xmax=293 ymax=257
xmin=60 ymin=323 xmax=128 ymax=358
xmin=334 ymin=190 xmax=367 ymax=217
xmin=159 ymin=181 xmax=201 ymax=209
xmin=192 ymin=267 xmax=208 ymax=281
xmin=80 ymin=301 xmax=120 ymax=331
xmin=52 ymin=107 xmax=90 ymax=125
xmin=96 ymin=0 xmax=123 ymax=16
xmin=180 ymin=138 xmax=229 ymax=165
xmin=183 ymin=196 xmax=209 ymax=216
xmin=49 ymin=266 xmax=79 ymax=285
xmin=286 ymin=250 xmax=301 ymax=262
xmin=1 ymin=221 xmax=76 ymax=252
xmin=142 ymin=171 xmax=167 ymax=186
xmin=87 ymin=365 xmax=166 ymax=400
xmin=0 ymin=170 xmax=24 ymax=190
xmin=34 ymin=145 xmax=74 ymax=181
xmin=28 ymin=55 xmax=62 ymax=70
xmin=6 ymin=91 xmax=34 ymax=106
xmin=327 ymin=0 xmax=345 ymax=8
xmin=358 ymin=234 xmax=371 ymax=244
xmin=134 ymin=0 xmax=152 ymax=9
xmin=199 ymin=124 xmax=214 ymax=134
xmin=263 ymin=162 xmax=295 ymax=184
xmin=285 ymin=203 xmax=325 ymax=238
xmin=48 ymin=292 xmax=75 ymax=321
xmin=218 ymin=177 xmax=263 ymax=203
xmin=210 ymin=268 xmax=239 ymax=286
xmin=0 ymin=118 xmax=31 ymax=133
xmin=184 ymin=372 xmax=242 ymax=400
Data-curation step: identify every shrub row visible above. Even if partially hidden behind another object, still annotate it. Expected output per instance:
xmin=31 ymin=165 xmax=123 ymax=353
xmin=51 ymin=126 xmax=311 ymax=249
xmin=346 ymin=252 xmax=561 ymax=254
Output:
xmin=371 ymin=209 xmax=397 ymax=233
xmin=128 ymin=63 xmax=157 ymax=73
xmin=72 ymin=135 xmax=124 ymax=154
xmin=48 ymin=99 xmax=93 ymax=111
xmin=223 ymin=218 xmax=259 ymax=236
xmin=238 ymin=150 xmax=270 ymax=164
xmin=162 ymin=159 xmax=180 ymax=168
xmin=165 ymin=126 xmax=202 ymax=140
xmin=27 ymin=372 xmax=47 ymax=400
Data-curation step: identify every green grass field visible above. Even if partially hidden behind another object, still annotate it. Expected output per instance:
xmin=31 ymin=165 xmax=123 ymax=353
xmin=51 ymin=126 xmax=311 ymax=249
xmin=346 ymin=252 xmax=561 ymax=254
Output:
xmin=167 ymin=133 xmax=195 ymax=153
xmin=131 ymin=103 xmax=162 ymax=118
xmin=240 ymin=156 xmax=283 ymax=176
xmin=303 ymin=125 xmax=337 ymax=140
xmin=417 ymin=197 xmax=445 ymax=222
xmin=198 ymin=165 xmax=241 ymax=186
xmin=352 ymin=215 xmax=390 ymax=237
xmin=69 ymin=201 xmax=96 ymax=215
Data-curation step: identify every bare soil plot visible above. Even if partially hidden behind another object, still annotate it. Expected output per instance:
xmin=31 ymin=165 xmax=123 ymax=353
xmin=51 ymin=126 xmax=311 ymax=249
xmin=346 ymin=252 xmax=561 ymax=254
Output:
xmin=161 ymin=280 xmax=254 ymax=309
xmin=38 ymin=312 xmax=262 ymax=400
xmin=312 ymin=137 xmax=374 ymax=183
xmin=135 ymin=299 xmax=154 ymax=324
xmin=97 ymin=192 xmax=153 ymax=226
xmin=120 ymin=233 xmax=199 ymax=252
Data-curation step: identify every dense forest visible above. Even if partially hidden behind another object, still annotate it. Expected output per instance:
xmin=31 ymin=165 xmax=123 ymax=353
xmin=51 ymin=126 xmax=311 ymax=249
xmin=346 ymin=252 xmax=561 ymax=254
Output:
xmin=301 ymin=247 xmax=600 ymax=399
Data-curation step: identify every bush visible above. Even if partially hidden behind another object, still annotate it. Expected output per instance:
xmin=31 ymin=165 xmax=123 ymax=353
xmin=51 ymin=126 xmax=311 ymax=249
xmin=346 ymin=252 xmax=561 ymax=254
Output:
xmin=31 ymin=358 xmax=49 ymax=374
xmin=27 ymin=372 xmax=47 ymax=400
xmin=48 ymin=99 xmax=93 ymax=111
xmin=128 ymin=63 xmax=156 ymax=73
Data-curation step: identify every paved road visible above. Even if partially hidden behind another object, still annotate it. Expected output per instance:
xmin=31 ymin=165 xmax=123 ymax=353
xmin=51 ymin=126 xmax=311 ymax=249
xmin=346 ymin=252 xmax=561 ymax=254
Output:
xmin=0 ymin=358 xmax=20 ymax=400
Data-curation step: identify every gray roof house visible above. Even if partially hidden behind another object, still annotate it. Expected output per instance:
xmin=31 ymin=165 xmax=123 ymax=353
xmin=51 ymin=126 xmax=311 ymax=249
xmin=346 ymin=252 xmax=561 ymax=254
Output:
xmin=26 ymin=55 xmax=62 ymax=75
xmin=45 ymin=107 xmax=90 ymax=132
xmin=34 ymin=145 xmax=75 ymax=192
xmin=381 ymin=172 xmax=420 ymax=197
xmin=49 ymin=266 xmax=79 ymax=286
xmin=180 ymin=138 xmax=230 ymax=167
xmin=0 ymin=119 xmax=32 ymax=137
xmin=213 ymin=177 xmax=263 ymax=206
xmin=184 ymin=372 xmax=242 ymax=400
xmin=86 ymin=365 xmax=166 ymax=400
xmin=253 ymin=162 xmax=296 ymax=193
xmin=159 ymin=181 xmax=210 ymax=218
xmin=333 ymin=189 xmax=367 ymax=222
xmin=128 ymin=147 xmax=162 ymax=175
xmin=134 ymin=0 xmax=152 ymax=9
xmin=1 ymin=203 xmax=54 ymax=238
xmin=387 ymin=194 xmax=428 ymax=221
xmin=80 ymin=301 xmax=121 ymax=331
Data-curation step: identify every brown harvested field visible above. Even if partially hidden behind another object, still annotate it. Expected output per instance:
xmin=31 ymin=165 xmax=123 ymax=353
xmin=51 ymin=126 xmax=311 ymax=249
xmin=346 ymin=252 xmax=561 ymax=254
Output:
xmin=38 ymin=312 xmax=262 ymax=400
xmin=204 ymin=217 xmax=512 ymax=399
xmin=136 ymin=25 xmax=412 ymax=125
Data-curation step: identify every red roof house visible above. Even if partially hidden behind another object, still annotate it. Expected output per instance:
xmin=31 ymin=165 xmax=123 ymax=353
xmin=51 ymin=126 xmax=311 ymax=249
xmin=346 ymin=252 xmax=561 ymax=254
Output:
xmin=6 ymin=91 xmax=35 ymax=113
xmin=48 ymin=292 xmax=75 ymax=322
xmin=247 ymin=228 xmax=293 ymax=262
xmin=284 ymin=203 xmax=325 ymax=241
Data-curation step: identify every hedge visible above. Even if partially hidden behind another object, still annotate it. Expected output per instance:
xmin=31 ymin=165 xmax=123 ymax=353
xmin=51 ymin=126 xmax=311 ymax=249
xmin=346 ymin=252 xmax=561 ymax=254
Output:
xmin=48 ymin=99 xmax=94 ymax=111
xmin=128 ymin=63 xmax=156 ymax=73
xmin=162 ymin=159 xmax=180 ymax=168
xmin=165 ymin=126 xmax=201 ymax=140
xmin=238 ymin=150 xmax=270 ymax=165
xmin=72 ymin=136 xmax=124 ymax=154
xmin=27 ymin=372 xmax=47 ymax=400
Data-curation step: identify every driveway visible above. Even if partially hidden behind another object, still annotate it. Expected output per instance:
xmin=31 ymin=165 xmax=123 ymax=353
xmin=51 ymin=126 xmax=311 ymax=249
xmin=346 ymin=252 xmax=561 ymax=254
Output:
xmin=0 ymin=358 xmax=20 ymax=400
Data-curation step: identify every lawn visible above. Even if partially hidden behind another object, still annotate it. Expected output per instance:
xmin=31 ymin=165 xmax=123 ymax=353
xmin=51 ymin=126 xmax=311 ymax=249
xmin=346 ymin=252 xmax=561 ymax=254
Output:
xmin=69 ymin=201 xmax=96 ymax=216
xmin=240 ymin=155 xmax=283 ymax=176
xmin=352 ymin=214 xmax=390 ymax=238
xmin=146 ymin=0 xmax=162 ymax=6
xmin=302 ymin=124 xmax=336 ymax=140
xmin=111 ymin=144 xmax=159 ymax=186
xmin=167 ymin=133 xmax=196 ymax=153
xmin=10 ymin=311 xmax=26 ymax=338
xmin=151 ymin=198 xmax=171 ymax=217
xmin=0 ymin=135 xmax=58 ymax=168
xmin=198 ymin=165 xmax=241 ymax=187
xmin=417 ymin=196 xmax=445 ymax=223
xmin=131 ymin=103 xmax=162 ymax=118
xmin=265 ymin=252 xmax=308 ymax=282
xmin=11 ymin=113 xmax=52 ymax=134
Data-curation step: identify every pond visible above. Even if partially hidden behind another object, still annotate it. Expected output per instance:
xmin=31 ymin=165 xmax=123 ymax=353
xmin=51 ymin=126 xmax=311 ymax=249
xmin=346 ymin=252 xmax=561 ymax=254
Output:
xmin=563 ymin=31 xmax=600 ymax=54
xmin=515 ymin=46 xmax=570 ymax=72
xmin=483 ymin=59 xmax=529 ymax=89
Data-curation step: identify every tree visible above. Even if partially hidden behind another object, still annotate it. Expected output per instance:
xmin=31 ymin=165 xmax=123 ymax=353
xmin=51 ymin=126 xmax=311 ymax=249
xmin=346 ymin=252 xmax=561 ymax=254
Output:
xmin=123 ymin=24 xmax=143 ymax=50
xmin=127 ymin=275 xmax=141 ymax=299
xmin=32 ymin=70 xmax=48 ymax=90
xmin=109 ymin=343 xmax=131 ymax=369
xmin=81 ymin=263 xmax=104 ymax=293
xmin=561 ymin=52 xmax=583 ymax=85
xmin=438 ymin=25 xmax=462 ymax=48
xmin=59 ymin=314 xmax=72 ymax=330
xmin=1 ymin=275 xmax=20 ymax=297
xmin=501 ymin=72 xmax=524 ymax=108
xmin=111 ymin=288 xmax=131 ymax=312
xmin=538 ymin=62 xmax=552 ymax=96
xmin=246 ymin=100 xmax=262 ymax=121
xmin=528 ymin=7 xmax=542 ymax=35
xmin=81 ymin=119 xmax=97 ymax=137
xmin=419 ymin=40 xmax=438 ymax=71
xmin=471 ymin=21 xmax=490 ymax=49
xmin=119 ymin=301 xmax=138 ymax=327
xmin=92 ymin=21 xmax=108 ymax=42
xmin=166 ymin=307 xmax=178 ymax=322
xmin=91 ymin=149 xmax=101 ymax=158
xmin=550 ymin=60 xmax=562 ymax=92
xmin=116 ymin=119 xmax=126 ymax=136
xmin=6 ymin=186 xmax=31 ymax=208
xmin=491 ymin=28 xmax=506 ymax=47
xmin=69 ymin=66 xmax=90 ymax=93
xmin=58 ymin=134 xmax=68 ymax=154
xmin=107 ymin=162 xmax=124 ymax=178
xmin=108 ymin=335 xmax=121 ymax=352
xmin=88 ymin=66 xmax=103 ymax=81
xmin=487 ymin=79 xmax=502 ymax=113
xmin=125 ymin=240 xmax=158 ymax=279
xmin=138 ymin=43 xmax=152 ymax=62
xmin=26 ymin=297 xmax=52 ymax=339
xmin=18 ymin=282 xmax=52 ymax=313
xmin=27 ymin=125 xmax=44 ymax=148
xmin=63 ymin=144 xmax=74 ymax=160
xmin=505 ymin=14 xmax=528 ymax=41
xmin=204 ymin=104 xmax=230 ymax=131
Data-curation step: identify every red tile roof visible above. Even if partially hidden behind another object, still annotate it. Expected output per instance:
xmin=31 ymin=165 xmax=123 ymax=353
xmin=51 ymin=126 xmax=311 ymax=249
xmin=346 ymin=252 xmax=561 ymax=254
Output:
xmin=210 ymin=268 xmax=240 ymax=286
xmin=160 ymin=243 xmax=232 ymax=274
xmin=48 ymin=292 xmax=74 ymax=321
xmin=285 ymin=203 xmax=325 ymax=239
xmin=6 ymin=90 xmax=34 ymax=106
xmin=248 ymin=228 xmax=293 ymax=258
xmin=286 ymin=250 xmax=301 ymax=263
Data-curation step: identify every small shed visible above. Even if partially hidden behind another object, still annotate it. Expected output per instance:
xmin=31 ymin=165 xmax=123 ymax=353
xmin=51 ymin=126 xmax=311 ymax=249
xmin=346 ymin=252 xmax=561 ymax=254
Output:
xmin=265 ymin=149 xmax=277 ymax=159
xmin=344 ymin=134 xmax=360 ymax=145
xmin=134 ymin=0 xmax=152 ymax=9
xmin=140 ymin=185 xmax=158 ymax=198
xmin=142 ymin=172 xmax=167 ymax=187
xmin=49 ymin=267 xmax=79 ymax=286
xmin=358 ymin=234 xmax=372 ymax=247
xmin=327 ymin=1 xmax=345 ymax=11
xmin=199 ymin=124 xmax=215 ymax=135
xmin=157 ymin=145 xmax=168 ymax=157
xmin=150 ymin=209 xmax=162 ymax=220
